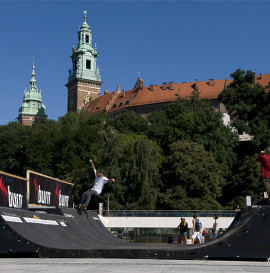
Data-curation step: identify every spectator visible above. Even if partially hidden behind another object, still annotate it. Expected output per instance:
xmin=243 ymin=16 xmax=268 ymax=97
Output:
xmin=177 ymin=217 xmax=188 ymax=244
xmin=212 ymin=215 xmax=219 ymax=239
xmin=192 ymin=214 xmax=202 ymax=244
xmin=256 ymin=148 xmax=270 ymax=202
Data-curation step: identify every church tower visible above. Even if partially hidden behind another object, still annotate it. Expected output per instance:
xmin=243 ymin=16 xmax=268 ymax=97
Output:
xmin=66 ymin=11 xmax=102 ymax=112
xmin=18 ymin=59 xmax=47 ymax=126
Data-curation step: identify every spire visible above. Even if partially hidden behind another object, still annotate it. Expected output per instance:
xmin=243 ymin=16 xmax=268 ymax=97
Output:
xmin=84 ymin=10 xmax=87 ymax=22
xmin=32 ymin=56 xmax=36 ymax=76
xmin=18 ymin=59 xmax=47 ymax=119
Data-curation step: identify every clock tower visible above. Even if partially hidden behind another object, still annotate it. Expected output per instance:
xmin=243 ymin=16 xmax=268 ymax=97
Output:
xmin=66 ymin=11 xmax=102 ymax=112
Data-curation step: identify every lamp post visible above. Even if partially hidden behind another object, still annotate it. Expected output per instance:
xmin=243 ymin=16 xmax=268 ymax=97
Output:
xmin=108 ymin=193 xmax=110 ymax=214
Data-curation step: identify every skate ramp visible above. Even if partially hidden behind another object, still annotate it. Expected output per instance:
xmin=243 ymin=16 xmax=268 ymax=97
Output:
xmin=0 ymin=206 xmax=269 ymax=260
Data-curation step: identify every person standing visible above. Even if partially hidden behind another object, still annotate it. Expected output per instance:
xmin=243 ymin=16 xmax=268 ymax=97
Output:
xmin=192 ymin=214 xmax=202 ymax=244
xmin=212 ymin=215 xmax=219 ymax=239
xmin=78 ymin=159 xmax=115 ymax=210
xmin=256 ymin=148 xmax=270 ymax=202
xmin=177 ymin=217 xmax=188 ymax=244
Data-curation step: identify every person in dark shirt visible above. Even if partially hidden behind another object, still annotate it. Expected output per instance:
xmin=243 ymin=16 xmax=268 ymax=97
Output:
xmin=177 ymin=217 xmax=188 ymax=244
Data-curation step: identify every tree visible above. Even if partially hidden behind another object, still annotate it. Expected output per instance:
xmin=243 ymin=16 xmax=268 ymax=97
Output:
xmin=108 ymin=111 xmax=149 ymax=135
xmin=55 ymin=111 xmax=107 ymax=201
xmin=147 ymin=92 xmax=238 ymax=178
xmin=218 ymin=69 xmax=269 ymax=152
xmin=96 ymin=128 xmax=162 ymax=210
xmin=159 ymin=141 xmax=224 ymax=210
xmin=21 ymin=119 xmax=60 ymax=177
xmin=223 ymin=155 xmax=262 ymax=208
xmin=0 ymin=122 xmax=28 ymax=176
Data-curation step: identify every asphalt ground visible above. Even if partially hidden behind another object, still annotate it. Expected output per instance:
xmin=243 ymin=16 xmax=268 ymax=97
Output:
xmin=0 ymin=258 xmax=270 ymax=273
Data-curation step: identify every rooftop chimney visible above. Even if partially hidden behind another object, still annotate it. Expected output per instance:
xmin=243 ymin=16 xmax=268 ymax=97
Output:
xmin=123 ymin=89 xmax=125 ymax=97
xmin=104 ymin=90 xmax=109 ymax=95
xmin=169 ymin=82 xmax=174 ymax=90
xmin=209 ymin=79 xmax=214 ymax=86
xmin=150 ymin=84 xmax=154 ymax=91
xmin=260 ymin=73 xmax=262 ymax=80
xmin=162 ymin=82 xmax=167 ymax=90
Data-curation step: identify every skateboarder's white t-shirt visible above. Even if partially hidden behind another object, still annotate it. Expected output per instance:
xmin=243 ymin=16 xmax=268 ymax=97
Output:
xmin=91 ymin=170 xmax=109 ymax=195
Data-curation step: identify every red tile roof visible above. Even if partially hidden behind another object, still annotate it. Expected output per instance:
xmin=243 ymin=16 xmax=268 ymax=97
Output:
xmin=84 ymin=73 xmax=270 ymax=114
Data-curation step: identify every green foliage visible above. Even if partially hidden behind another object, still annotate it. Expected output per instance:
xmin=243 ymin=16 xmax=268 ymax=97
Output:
xmin=159 ymin=141 xmax=224 ymax=210
xmin=0 ymin=122 xmax=28 ymax=175
xmin=108 ymin=111 xmax=149 ymax=135
xmin=96 ymin=128 xmax=162 ymax=210
xmin=2 ymin=68 xmax=268 ymax=210
xmin=218 ymin=69 xmax=266 ymax=133
xmin=147 ymin=94 xmax=238 ymax=178
xmin=223 ymin=155 xmax=262 ymax=208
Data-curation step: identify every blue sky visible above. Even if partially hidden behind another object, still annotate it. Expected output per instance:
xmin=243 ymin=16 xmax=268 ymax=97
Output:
xmin=0 ymin=0 xmax=270 ymax=125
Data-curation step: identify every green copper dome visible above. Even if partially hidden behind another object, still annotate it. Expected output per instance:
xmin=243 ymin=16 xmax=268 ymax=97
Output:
xmin=19 ymin=61 xmax=47 ymax=116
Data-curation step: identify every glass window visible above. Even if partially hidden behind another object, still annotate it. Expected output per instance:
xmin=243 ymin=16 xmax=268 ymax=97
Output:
xmin=86 ymin=60 xmax=91 ymax=69
xmin=86 ymin=35 xmax=89 ymax=43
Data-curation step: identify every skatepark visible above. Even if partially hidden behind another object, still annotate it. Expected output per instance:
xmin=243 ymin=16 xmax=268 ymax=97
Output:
xmin=1 ymin=170 xmax=270 ymax=263
xmin=1 ymin=204 xmax=270 ymax=261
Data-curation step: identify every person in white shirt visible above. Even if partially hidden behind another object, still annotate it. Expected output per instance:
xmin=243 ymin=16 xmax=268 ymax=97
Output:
xmin=78 ymin=159 xmax=115 ymax=210
xmin=212 ymin=215 xmax=219 ymax=239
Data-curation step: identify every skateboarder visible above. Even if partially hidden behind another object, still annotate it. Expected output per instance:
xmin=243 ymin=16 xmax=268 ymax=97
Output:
xmin=78 ymin=159 xmax=115 ymax=210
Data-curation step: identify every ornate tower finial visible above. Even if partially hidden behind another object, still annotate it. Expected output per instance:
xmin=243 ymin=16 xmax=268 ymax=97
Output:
xmin=84 ymin=10 xmax=87 ymax=21
xmin=18 ymin=57 xmax=47 ymax=125
xmin=32 ymin=56 xmax=36 ymax=76
xmin=138 ymin=72 xmax=141 ymax=78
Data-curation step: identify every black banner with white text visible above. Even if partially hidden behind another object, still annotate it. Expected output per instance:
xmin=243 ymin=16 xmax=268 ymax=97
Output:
xmin=0 ymin=171 xmax=28 ymax=209
xmin=28 ymin=171 xmax=74 ymax=208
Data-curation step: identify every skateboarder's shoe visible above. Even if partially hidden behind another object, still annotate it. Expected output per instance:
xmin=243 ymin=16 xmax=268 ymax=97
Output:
xmin=77 ymin=204 xmax=86 ymax=210
xmin=80 ymin=204 xmax=86 ymax=210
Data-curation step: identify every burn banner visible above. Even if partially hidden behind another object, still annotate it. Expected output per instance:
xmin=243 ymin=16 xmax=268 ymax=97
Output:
xmin=0 ymin=171 xmax=28 ymax=209
xmin=28 ymin=171 xmax=74 ymax=208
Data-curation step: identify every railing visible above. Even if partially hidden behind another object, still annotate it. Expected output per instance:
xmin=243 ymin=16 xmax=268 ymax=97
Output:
xmin=102 ymin=210 xmax=236 ymax=217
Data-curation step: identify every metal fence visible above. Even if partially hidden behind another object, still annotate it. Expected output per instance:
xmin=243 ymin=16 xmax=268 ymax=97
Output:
xmin=102 ymin=210 xmax=236 ymax=217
